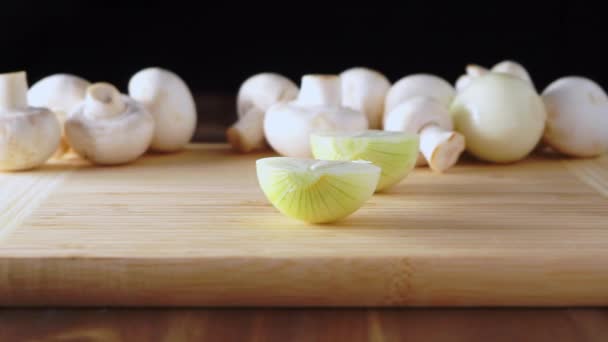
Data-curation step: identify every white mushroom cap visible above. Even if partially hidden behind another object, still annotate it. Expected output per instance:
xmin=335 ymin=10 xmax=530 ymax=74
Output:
xmin=227 ymin=73 xmax=298 ymax=152
xmin=236 ymin=73 xmax=299 ymax=118
xmin=66 ymin=83 xmax=155 ymax=165
xmin=264 ymin=74 xmax=368 ymax=158
xmin=27 ymin=74 xmax=90 ymax=157
xmin=541 ymin=76 xmax=608 ymax=157
xmin=384 ymin=97 xmax=464 ymax=172
xmin=340 ymin=67 xmax=391 ymax=129
xmin=28 ymin=74 xmax=90 ymax=114
xmin=0 ymin=71 xmax=61 ymax=171
xmin=128 ymin=67 xmax=196 ymax=152
xmin=385 ymin=74 xmax=455 ymax=115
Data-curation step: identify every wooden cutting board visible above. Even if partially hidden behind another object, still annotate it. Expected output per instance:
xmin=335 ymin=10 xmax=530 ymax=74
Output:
xmin=1 ymin=144 xmax=607 ymax=307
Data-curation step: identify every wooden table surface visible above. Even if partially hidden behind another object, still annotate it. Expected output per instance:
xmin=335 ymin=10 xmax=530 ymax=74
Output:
xmin=0 ymin=308 xmax=607 ymax=341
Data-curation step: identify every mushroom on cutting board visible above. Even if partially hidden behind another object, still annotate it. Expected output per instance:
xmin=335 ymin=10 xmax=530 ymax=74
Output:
xmin=384 ymin=74 xmax=456 ymax=167
xmin=264 ymin=74 xmax=368 ymax=158
xmin=27 ymin=74 xmax=90 ymax=157
xmin=66 ymin=83 xmax=155 ymax=165
xmin=384 ymin=74 xmax=455 ymax=114
xmin=340 ymin=67 xmax=391 ymax=129
xmin=227 ymin=73 xmax=298 ymax=153
xmin=0 ymin=71 xmax=61 ymax=171
xmin=541 ymin=76 xmax=608 ymax=157
xmin=384 ymin=96 xmax=465 ymax=172
xmin=128 ymin=67 xmax=196 ymax=153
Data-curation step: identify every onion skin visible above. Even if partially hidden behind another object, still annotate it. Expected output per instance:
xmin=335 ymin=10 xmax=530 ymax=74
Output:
xmin=449 ymin=73 xmax=546 ymax=163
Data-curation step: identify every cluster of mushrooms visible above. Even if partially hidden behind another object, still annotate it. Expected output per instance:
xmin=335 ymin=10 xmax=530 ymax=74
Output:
xmin=228 ymin=61 xmax=608 ymax=172
xmin=0 ymin=68 xmax=196 ymax=171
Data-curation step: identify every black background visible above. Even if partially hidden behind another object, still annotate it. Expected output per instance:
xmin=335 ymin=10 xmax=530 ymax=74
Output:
xmin=1 ymin=2 xmax=606 ymax=113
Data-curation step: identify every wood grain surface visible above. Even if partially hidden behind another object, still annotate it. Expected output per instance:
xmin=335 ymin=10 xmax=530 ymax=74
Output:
xmin=1 ymin=308 xmax=607 ymax=341
xmin=0 ymin=144 xmax=607 ymax=306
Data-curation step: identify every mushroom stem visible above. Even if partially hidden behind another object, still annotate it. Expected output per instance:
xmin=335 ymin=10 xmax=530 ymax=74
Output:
xmin=84 ymin=83 xmax=125 ymax=118
xmin=296 ymin=75 xmax=341 ymax=106
xmin=419 ymin=124 xmax=465 ymax=172
xmin=0 ymin=71 xmax=28 ymax=111
xmin=226 ymin=107 xmax=266 ymax=153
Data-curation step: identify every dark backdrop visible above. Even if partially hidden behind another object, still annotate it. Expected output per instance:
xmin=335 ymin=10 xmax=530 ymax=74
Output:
xmin=1 ymin=2 xmax=606 ymax=138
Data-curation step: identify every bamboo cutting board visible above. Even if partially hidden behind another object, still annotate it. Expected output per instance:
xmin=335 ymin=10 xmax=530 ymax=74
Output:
xmin=0 ymin=144 xmax=607 ymax=307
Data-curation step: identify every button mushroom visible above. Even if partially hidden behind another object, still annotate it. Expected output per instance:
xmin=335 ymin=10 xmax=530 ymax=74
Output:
xmin=450 ymin=72 xmax=546 ymax=163
xmin=27 ymin=74 xmax=90 ymax=157
xmin=383 ymin=74 xmax=457 ymax=167
xmin=128 ymin=67 xmax=196 ymax=153
xmin=0 ymin=71 xmax=61 ymax=171
xmin=385 ymin=74 xmax=455 ymax=114
xmin=384 ymin=96 xmax=465 ymax=172
xmin=264 ymin=74 xmax=368 ymax=158
xmin=226 ymin=73 xmax=298 ymax=153
xmin=541 ymin=76 xmax=608 ymax=157
xmin=340 ymin=67 xmax=391 ymax=129
xmin=66 ymin=82 xmax=155 ymax=165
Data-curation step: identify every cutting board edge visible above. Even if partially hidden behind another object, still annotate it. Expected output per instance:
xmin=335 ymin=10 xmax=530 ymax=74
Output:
xmin=2 ymin=253 xmax=607 ymax=307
